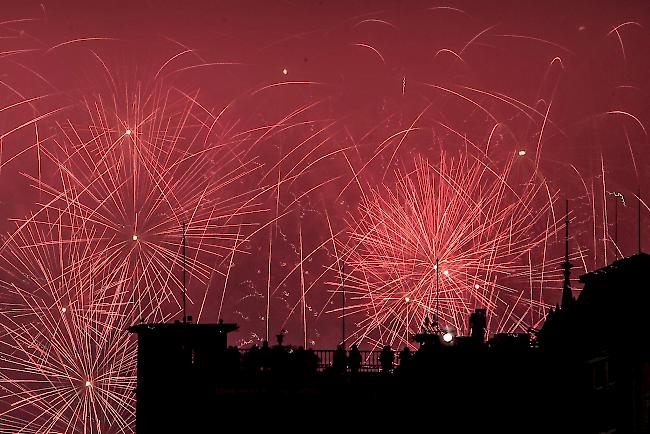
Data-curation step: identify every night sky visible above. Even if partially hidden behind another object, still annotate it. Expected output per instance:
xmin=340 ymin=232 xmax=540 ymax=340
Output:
xmin=0 ymin=1 xmax=649 ymax=430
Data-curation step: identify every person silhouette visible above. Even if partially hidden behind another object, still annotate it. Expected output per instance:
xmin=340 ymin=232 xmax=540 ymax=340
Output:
xmin=398 ymin=346 xmax=411 ymax=373
xmin=423 ymin=316 xmax=431 ymax=332
xmin=379 ymin=345 xmax=394 ymax=374
xmin=332 ymin=345 xmax=347 ymax=374
xmin=245 ymin=344 xmax=260 ymax=373
xmin=348 ymin=344 xmax=362 ymax=374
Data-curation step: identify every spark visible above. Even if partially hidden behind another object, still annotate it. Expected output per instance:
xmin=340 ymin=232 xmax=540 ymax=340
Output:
xmin=607 ymin=191 xmax=627 ymax=207
xmin=352 ymin=43 xmax=386 ymax=65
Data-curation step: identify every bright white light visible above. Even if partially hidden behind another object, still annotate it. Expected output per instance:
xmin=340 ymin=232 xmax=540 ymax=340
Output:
xmin=404 ymin=296 xmax=410 ymax=303
xmin=125 ymin=129 xmax=132 ymax=136
xmin=443 ymin=332 xmax=454 ymax=343
xmin=282 ymin=68 xmax=288 ymax=75
xmin=132 ymin=234 xmax=138 ymax=241
xmin=474 ymin=284 xmax=480 ymax=290
xmin=61 ymin=307 xmax=66 ymax=313
xmin=518 ymin=150 xmax=526 ymax=156
xmin=443 ymin=270 xmax=449 ymax=276
xmin=85 ymin=380 xmax=92 ymax=388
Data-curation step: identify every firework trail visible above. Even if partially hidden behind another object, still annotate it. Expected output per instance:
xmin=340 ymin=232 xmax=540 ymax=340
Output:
xmin=0 ymin=212 xmax=140 ymax=433
xmin=0 ymin=15 xmax=63 ymax=183
xmin=337 ymin=152 xmax=568 ymax=349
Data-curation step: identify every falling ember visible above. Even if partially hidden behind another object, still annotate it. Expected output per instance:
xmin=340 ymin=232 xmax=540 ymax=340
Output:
xmin=518 ymin=150 xmax=527 ymax=156
xmin=282 ymin=68 xmax=288 ymax=75
xmin=125 ymin=129 xmax=132 ymax=135
xmin=133 ymin=234 xmax=138 ymax=241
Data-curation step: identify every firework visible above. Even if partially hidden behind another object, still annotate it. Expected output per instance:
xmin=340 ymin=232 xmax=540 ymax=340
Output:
xmin=0 ymin=8 xmax=647 ymax=432
xmin=10 ymin=67 xmax=269 ymax=320
xmin=338 ymin=152 xmax=566 ymax=348
xmin=0 ymin=214 xmax=140 ymax=433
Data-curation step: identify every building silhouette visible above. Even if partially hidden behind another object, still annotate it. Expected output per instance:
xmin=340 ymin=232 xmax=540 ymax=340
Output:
xmin=539 ymin=252 xmax=650 ymax=433
xmin=128 ymin=321 xmax=238 ymax=433
xmin=128 ymin=254 xmax=650 ymax=432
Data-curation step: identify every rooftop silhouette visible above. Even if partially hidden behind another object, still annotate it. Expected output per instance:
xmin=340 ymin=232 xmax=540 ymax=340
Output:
xmin=128 ymin=253 xmax=650 ymax=433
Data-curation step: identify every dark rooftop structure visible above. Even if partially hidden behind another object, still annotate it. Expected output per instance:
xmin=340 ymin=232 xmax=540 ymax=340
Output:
xmin=128 ymin=321 xmax=238 ymax=434
xmin=539 ymin=252 xmax=650 ymax=433
xmin=127 ymin=254 xmax=650 ymax=433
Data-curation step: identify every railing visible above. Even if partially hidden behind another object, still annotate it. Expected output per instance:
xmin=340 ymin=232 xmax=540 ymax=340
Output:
xmin=239 ymin=348 xmax=399 ymax=372
xmin=313 ymin=350 xmax=395 ymax=372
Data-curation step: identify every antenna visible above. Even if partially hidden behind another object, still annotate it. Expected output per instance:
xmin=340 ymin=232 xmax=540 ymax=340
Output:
xmin=614 ymin=195 xmax=618 ymax=259
xmin=340 ymin=260 xmax=345 ymax=347
xmin=182 ymin=222 xmax=187 ymax=323
xmin=435 ymin=257 xmax=439 ymax=329
xmin=565 ymin=199 xmax=569 ymax=264
xmin=561 ymin=199 xmax=573 ymax=308
xmin=638 ymin=187 xmax=642 ymax=254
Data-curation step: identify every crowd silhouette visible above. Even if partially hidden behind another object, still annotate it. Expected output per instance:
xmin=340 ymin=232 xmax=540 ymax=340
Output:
xmin=212 ymin=308 xmax=492 ymax=381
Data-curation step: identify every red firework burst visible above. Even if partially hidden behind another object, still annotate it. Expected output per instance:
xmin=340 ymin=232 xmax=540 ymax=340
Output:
xmin=0 ymin=214 xmax=141 ymax=433
xmin=338 ymin=152 xmax=570 ymax=349
xmin=13 ymin=69 xmax=267 ymax=321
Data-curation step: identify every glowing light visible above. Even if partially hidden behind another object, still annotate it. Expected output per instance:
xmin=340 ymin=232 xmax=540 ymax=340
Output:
xmin=443 ymin=270 xmax=449 ymax=276
xmin=61 ymin=307 xmax=66 ymax=313
xmin=282 ymin=68 xmax=288 ymax=75
xmin=132 ymin=234 xmax=138 ymax=241
xmin=85 ymin=380 xmax=92 ymax=388
xmin=125 ymin=129 xmax=132 ymax=136
xmin=404 ymin=296 xmax=410 ymax=303
xmin=518 ymin=150 xmax=526 ymax=156
xmin=474 ymin=284 xmax=480 ymax=290
xmin=443 ymin=332 xmax=454 ymax=343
